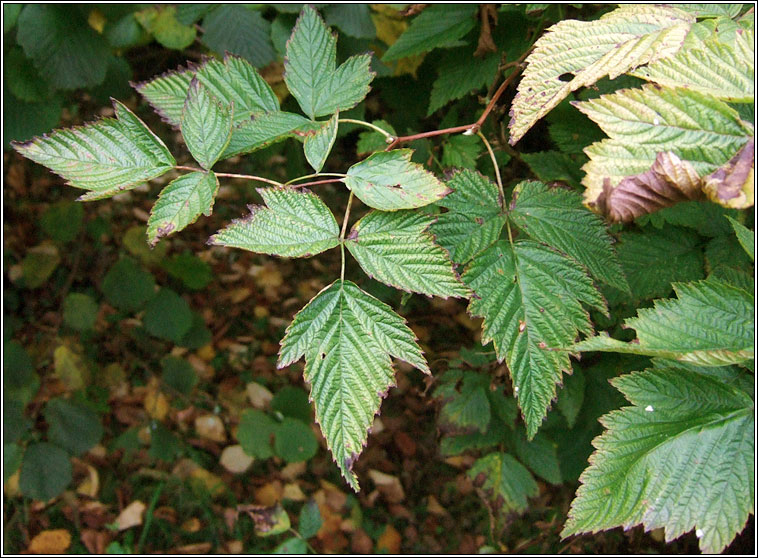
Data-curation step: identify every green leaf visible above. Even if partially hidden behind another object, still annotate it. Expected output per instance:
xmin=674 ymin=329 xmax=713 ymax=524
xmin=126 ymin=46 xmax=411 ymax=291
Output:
xmin=63 ymin=293 xmax=98 ymax=331
xmin=177 ymin=313 xmax=212 ymax=350
xmin=573 ymin=277 xmax=754 ymax=366
xmin=382 ymin=4 xmax=478 ymax=61
xmin=3 ymin=86 xmax=62 ymax=149
xmin=16 ymin=5 xmax=110 ymax=90
xmin=210 ymin=188 xmax=339 ymax=258
xmin=134 ymin=54 xmax=279 ymax=129
xmin=726 ymin=216 xmax=754 ymax=261
xmin=463 ymin=240 xmax=606 ymax=438
xmin=631 ymin=32 xmax=754 ymax=102
xmin=298 ymin=500 xmax=323 ymax=539
xmin=4 ymin=399 xmax=30 ymax=445
xmin=278 ymin=280 xmax=428 ymax=489
xmin=40 ymin=200 xmax=83 ymax=244
xmin=45 ymin=397 xmax=103 ymax=456
xmin=181 ymin=80 xmax=233 ymax=170
xmin=468 ymin=453 xmax=538 ymax=519
xmin=434 ymin=370 xmax=491 ymax=434
xmin=135 ymin=6 xmax=196 ymax=50
xmin=19 ymin=442 xmax=72 ymax=501
xmin=576 ymin=85 xmax=751 ymax=211
xmin=21 ymin=243 xmax=60 ymax=289
xmin=222 ymin=111 xmax=314 ymax=159
xmin=521 ymin=151 xmax=584 ymax=189
xmin=344 ymin=149 xmax=451 ymax=211
xmin=5 ymin=46 xmax=53 ymax=103
xmin=13 ymin=100 xmax=175 ymax=201
xmin=509 ymin=181 xmax=628 ymax=292
xmin=510 ymin=430 xmax=562 ymax=485
xmin=4 ymin=443 xmax=23 ymax=483
xmin=555 ymin=367 xmax=585 ymax=429
xmin=274 ymin=418 xmax=319 ymax=463
xmin=346 ymin=210 xmax=469 ymax=298
xmin=142 ymin=288 xmax=193 ymax=343
xmin=202 ymin=6 xmax=275 ymax=68
xmin=160 ymin=356 xmax=198 ymax=396
xmin=612 ymin=226 xmax=704 ymax=302
xmin=441 ymin=135 xmax=483 ymax=170
xmin=431 ymin=169 xmax=506 ymax=265
xmin=440 ymin=429 xmax=503 ymax=457
xmin=304 ymin=113 xmax=338 ymax=172
xmin=428 ymin=46 xmax=501 ymax=115
xmin=274 ymin=537 xmax=307 ymax=554
xmin=4 ymin=342 xmax=39 ymax=406
xmin=162 ymin=253 xmax=213 ymax=290
xmin=509 ymin=4 xmax=695 ymax=144
xmin=323 ymin=4 xmax=375 ymax=39
xmin=148 ymin=172 xmax=219 ymax=245
xmin=271 ymin=387 xmax=312 ymax=424
xmin=563 ymin=367 xmax=754 ymax=554
xmin=238 ymin=409 xmax=276 ymax=459
xmin=284 ymin=6 xmax=374 ymax=119
xmin=102 ymin=257 xmax=156 ymax=312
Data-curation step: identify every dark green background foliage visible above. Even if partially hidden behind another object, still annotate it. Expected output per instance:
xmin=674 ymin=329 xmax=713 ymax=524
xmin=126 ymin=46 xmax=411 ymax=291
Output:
xmin=4 ymin=4 xmax=754 ymax=555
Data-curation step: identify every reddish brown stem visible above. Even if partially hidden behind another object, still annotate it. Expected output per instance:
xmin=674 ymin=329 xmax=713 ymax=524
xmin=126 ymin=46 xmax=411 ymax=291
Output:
xmin=291 ymin=178 xmax=345 ymax=189
xmin=385 ymin=48 xmax=531 ymax=150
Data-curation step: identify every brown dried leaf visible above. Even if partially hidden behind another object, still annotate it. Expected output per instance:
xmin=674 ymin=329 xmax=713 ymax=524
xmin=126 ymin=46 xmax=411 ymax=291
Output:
xmin=595 ymin=151 xmax=704 ymax=222
xmin=703 ymin=138 xmax=754 ymax=209
xmin=367 ymin=470 xmax=405 ymax=503
xmin=194 ymin=414 xmax=227 ymax=443
xmin=219 ymin=444 xmax=254 ymax=474
xmin=115 ymin=500 xmax=146 ymax=531
xmin=80 ymin=529 xmax=110 ymax=554
xmin=377 ymin=524 xmax=402 ymax=554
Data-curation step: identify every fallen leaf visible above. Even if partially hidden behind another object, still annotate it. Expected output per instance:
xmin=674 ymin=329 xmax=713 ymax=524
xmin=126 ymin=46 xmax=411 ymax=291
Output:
xmin=246 ymin=382 xmax=273 ymax=408
xmin=351 ymin=528 xmax=374 ymax=554
xmin=194 ymin=414 xmax=227 ymax=443
xmin=189 ymin=468 xmax=225 ymax=498
xmin=368 ymin=470 xmax=405 ymax=503
xmin=377 ymin=524 xmax=402 ymax=554
xmin=181 ymin=518 xmax=202 ymax=533
xmin=176 ymin=542 xmax=213 ymax=554
xmin=54 ymin=344 xmax=91 ymax=391
xmin=74 ymin=460 xmax=99 ymax=498
xmin=144 ymin=379 xmax=169 ymax=421
xmin=282 ymin=483 xmax=306 ymax=501
xmin=115 ymin=501 xmax=146 ymax=531
xmin=255 ymin=480 xmax=283 ymax=506
xmin=219 ymin=445 xmax=254 ymax=474
xmin=80 ymin=528 xmax=110 ymax=554
xmin=426 ymin=495 xmax=448 ymax=516
xmin=237 ymin=503 xmax=291 ymax=537
xmin=28 ymin=529 xmax=72 ymax=554
xmin=393 ymin=431 xmax=417 ymax=458
xmin=281 ymin=461 xmax=307 ymax=480
xmin=195 ymin=344 xmax=216 ymax=362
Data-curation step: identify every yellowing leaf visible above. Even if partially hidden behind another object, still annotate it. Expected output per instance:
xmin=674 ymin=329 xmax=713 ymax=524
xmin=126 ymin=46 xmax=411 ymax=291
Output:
xmin=53 ymin=345 xmax=90 ymax=391
xmin=28 ymin=529 xmax=72 ymax=554
xmin=143 ymin=380 xmax=169 ymax=421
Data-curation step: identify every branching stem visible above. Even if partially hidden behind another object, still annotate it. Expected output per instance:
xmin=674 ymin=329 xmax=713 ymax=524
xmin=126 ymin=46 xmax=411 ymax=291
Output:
xmin=174 ymin=165 xmax=284 ymax=186
xmin=285 ymin=172 xmax=347 ymax=186
xmin=385 ymin=48 xmax=531 ymax=150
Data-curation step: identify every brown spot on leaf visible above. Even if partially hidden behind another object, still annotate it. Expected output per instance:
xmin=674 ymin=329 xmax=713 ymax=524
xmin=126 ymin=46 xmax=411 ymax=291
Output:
xmin=703 ymin=138 xmax=754 ymax=209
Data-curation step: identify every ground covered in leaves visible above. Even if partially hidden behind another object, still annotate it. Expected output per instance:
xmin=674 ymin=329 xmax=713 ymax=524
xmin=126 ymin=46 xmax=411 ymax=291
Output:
xmin=4 ymin=96 xmax=753 ymax=555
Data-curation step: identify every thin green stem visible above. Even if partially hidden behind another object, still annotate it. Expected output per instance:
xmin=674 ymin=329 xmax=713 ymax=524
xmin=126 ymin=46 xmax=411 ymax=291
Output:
xmin=174 ymin=165 xmax=284 ymax=187
xmin=339 ymin=191 xmax=355 ymax=283
xmin=288 ymin=529 xmax=318 ymax=554
xmin=477 ymin=131 xmax=504 ymax=207
xmin=136 ymin=482 xmax=165 ymax=553
xmin=285 ymin=172 xmax=347 ymax=186
xmin=339 ymin=118 xmax=394 ymax=139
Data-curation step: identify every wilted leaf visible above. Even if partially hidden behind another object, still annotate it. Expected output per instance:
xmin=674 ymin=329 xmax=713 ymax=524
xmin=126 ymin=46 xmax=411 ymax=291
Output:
xmin=53 ymin=344 xmax=91 ymax=391
xmin=238 ymin=503 xmax=291 ymax=537
xmin=702 ymin=137 xmax=754 ymax=209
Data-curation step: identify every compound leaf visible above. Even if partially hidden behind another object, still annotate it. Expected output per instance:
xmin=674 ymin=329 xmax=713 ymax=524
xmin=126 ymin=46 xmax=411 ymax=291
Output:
xmin=572 ymin=277 xmax=754 ymax=366
xmin=346 ymin=210 xmax=469 ymax=298
xmin=509 ymin=4 xmax=695 ymax=144
xmin=304 ymin=113 xmax=338 ymax=172
xmin=463 ymin=240 xmax=606 ymax=438
xmin=134 ymin=54 xmax=279 ymax=128
xmin=563 ymin=367 xmax=754 ymax=554
xmin=509 ymin=181 xmax=628 ymax=292
xmin=431 ymin=169 xmax=505 ymax=265
xmin=13 ymin=100 xmax=175 ymax=201
xmin=147 ymin=171 xmax=219 ymax=245
xmin=284 ymin=6 xmax=374 ymax=119
xmin=382 ymin=4 xmax=478 ymax=61
xmin=632 ymin=31 xmax=754 ymax=102
xmin=468 ymin=452 xmax=538 ymax=521
xmin=576 ymin=85 xmax=752 ymax=219
xmin=344 ymin=149 xmax=451 ymax=211
xmin=210 ymin=188 xmax=339 ymax=258
xmin=278 ymin=280 xmax=428 ymax=489
xmin=181 ymin=79 xmax=233 ymax=170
